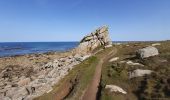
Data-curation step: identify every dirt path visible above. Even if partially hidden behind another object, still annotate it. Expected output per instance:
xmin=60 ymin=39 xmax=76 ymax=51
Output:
xmin=82 ymin=48 xmax=117 ymax=100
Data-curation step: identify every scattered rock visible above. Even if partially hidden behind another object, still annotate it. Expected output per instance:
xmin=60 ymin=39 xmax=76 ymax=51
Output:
xmin=119 ymin=61 xmax=126 ymax=63
xmin=129 ymin=69 xmax=153 ymax=78
xmin=105 ymin=85 xmax=127 ymax=94
xmin=136 ymin=46 xmax=159 ymax=59
xmin=109 ymin=57 xmax=119 ymax=62
xmin=152 ymin=43 xmax=161 ymax=46
xmin=126 ymin=61 xmax=144 ymax=66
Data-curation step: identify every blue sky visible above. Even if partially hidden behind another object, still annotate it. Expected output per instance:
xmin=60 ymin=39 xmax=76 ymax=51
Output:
xmin=0 ymin=0 xmax=170 ymax=42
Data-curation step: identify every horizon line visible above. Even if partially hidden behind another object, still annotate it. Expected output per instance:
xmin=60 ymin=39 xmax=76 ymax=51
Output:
xmin=0 ymin=40 xmax=169 ymax=43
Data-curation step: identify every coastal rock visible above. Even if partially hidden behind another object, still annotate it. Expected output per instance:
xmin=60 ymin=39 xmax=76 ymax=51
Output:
xmin=26 ymin=86 xmax=35 ymax=94
xmin=11 ymin=87 xmax=28 ymax=100
xmin=17 ymin=77 xmax=31 ymax=86
xmin=0 ymin=26 xmax=112 ymax=99
xmin=136 ymin=46 xmax=159 ymax=59
xmin=105 ymin=85 xmax=127 ymax=94
xmin=5 ymin=87 xmax=28 ymax=99
xmin=129 ymin=69 xmax=153 ymax=78
xmin=75 ymin=26 xmax=112 ymax=54
xmin=0 ymin=97 xmax=11 ymax=100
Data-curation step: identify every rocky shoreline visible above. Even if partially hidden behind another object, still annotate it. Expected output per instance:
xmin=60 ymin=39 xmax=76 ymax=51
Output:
xmin=0 ymin=26 xmax=112 ymax=100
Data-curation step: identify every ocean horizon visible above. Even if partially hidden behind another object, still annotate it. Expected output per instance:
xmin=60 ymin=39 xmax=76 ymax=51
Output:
xmin=0 ymin=41 xmax=157 ymax=57
xmin=0 ymin=42 xmax=79 ymax=57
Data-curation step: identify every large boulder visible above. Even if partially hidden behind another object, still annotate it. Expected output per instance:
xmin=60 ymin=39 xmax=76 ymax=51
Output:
xmin=129 ymin=69 xmax=153 ymax=78
xmin=75 ymin=26 xmax=112 ymax=54
xmin=136 ymin=46 xmax=159 ymax=59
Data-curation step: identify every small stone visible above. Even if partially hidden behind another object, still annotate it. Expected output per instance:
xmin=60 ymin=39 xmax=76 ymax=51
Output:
xmin=109 ymin=57 xmax=119 ymax=62
xmin=126 ymin=61 xmax=144 ymax=66
xmin=105 ymin=85 xmax=127 ymax=94
xmin=152 ymin=43 xmax=161 ymax=46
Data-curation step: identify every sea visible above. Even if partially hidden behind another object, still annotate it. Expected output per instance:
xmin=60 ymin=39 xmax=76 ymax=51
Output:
xmin=0 ymin=41 xmax=134 ymax=57
xmin=0 ymin=42 xmax=79 ymax=57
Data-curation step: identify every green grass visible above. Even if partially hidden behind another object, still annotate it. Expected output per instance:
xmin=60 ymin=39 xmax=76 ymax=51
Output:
xmin=66 ymin=56 xmax=99 ymax=99
xmin=35 ymin=56 xmax=98 ymax=100
xmin=35 ymin=46 xmax=115 ymax=100
xmin=100 ymin=41 xmax=170 ymax=100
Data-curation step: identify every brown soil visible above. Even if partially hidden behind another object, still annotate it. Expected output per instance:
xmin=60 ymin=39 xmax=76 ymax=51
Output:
xmin=82 ymin=48 xmax=117 ymax=100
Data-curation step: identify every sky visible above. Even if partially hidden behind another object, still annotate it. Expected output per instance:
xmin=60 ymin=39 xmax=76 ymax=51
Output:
xmin=0 ymin=0 xmax=170 ymax=42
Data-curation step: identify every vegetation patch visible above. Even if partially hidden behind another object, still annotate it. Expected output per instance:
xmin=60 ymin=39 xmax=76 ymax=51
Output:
xmin=35 ymin=56 xmax=98 ymax=100
xmin=100 ymin=41 xmax=170 ymax=100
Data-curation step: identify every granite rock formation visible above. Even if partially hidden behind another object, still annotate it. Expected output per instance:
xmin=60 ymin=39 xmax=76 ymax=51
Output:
xmin=75 ymin=26 xmax=112 ymax=54
xmin=0 ymin=26 xmax=112 ymax=100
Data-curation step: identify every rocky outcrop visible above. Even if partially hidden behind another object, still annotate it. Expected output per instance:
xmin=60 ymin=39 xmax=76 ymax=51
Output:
xmin=136 ymin=46 xmax=159 ymax=59
xmin=0 ymin=54 xmax=90 ymax=100
xmin=105 ymin=85 xmax=127 ymax=94
xmin=129 ymin=69 xmax=153 ymax=78
xmin=75 ymin=26 xmax=112 ymax=54
xmin=0 ymin=26 xmax=113 ymax=100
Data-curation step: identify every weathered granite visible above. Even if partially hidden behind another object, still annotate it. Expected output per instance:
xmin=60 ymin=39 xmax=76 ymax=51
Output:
xmin=0 ymin=26 xmax=113 ymax=100
xmin=136 ymin=46 xmax=159 ymax=59
xmin=75 ymin=26 xmax=112 ymax=54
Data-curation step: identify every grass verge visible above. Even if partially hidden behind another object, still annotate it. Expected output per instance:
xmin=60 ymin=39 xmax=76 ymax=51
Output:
xmin=35 ymin=56 xmax=98 ymax=100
